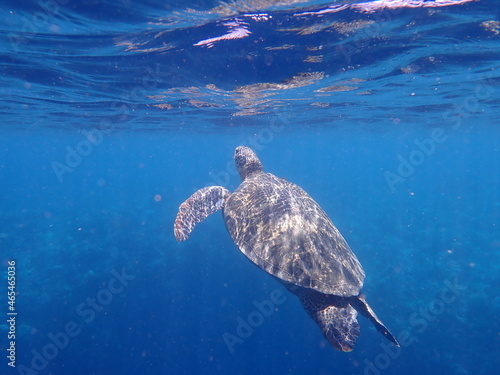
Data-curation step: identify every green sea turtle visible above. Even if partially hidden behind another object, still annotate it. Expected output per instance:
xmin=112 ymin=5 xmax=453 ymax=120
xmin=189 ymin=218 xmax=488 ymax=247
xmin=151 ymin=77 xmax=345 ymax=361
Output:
xmin=174 ymin=146 xmax=399 ymax=351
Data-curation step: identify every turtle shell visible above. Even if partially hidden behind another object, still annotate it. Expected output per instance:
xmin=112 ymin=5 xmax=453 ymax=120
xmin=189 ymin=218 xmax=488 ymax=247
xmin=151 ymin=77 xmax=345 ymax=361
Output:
xmin=223 ymin=172 xmax=365 ymax=297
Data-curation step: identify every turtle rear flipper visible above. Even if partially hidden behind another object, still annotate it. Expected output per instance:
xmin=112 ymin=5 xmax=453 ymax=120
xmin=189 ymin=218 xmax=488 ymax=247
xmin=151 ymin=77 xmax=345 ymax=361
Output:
xmin=296 ymin=289 xmax=359 ymax=352
xmin=174 ymin=186 xmax=230 ymax=242
xmin=349 ymin=295 xmax=399 ymax=347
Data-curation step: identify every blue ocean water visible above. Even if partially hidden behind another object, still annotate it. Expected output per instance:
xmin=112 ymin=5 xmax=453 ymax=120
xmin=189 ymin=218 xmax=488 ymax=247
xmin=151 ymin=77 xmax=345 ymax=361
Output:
xmin=1 ymin=0 xmax=499 ymax=374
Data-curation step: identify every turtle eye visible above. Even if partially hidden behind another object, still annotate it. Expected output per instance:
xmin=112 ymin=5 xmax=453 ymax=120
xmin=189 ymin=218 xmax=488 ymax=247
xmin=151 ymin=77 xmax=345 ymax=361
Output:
xmin=235 ymin=154 xmax=246 ymax=167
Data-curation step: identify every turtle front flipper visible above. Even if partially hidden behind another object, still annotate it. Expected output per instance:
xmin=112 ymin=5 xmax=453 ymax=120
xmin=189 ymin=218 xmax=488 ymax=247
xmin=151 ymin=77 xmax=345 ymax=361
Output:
xmin=296 ymin=289 xmax=360 ymax=352
xmin=349 ymin=295 xmax=399 ymax=347
xmin=174 ymin=186 xmax=230 ymax=242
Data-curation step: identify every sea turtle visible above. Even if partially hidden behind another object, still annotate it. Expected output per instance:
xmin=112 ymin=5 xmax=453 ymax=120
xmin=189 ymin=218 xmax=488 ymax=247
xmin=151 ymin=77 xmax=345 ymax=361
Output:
xmin=174 ymin=146 xmax=399 ymax=351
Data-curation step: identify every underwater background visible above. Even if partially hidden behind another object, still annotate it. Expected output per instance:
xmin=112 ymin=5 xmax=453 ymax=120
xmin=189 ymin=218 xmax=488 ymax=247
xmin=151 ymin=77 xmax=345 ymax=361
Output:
xmin=1 ymin=0 xmax=499 ymax=374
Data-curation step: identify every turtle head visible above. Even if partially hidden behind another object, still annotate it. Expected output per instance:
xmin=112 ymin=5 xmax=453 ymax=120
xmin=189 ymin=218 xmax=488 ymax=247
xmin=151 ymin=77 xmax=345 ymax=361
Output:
xmin=234 ymin=146 xmax=263 ymax=180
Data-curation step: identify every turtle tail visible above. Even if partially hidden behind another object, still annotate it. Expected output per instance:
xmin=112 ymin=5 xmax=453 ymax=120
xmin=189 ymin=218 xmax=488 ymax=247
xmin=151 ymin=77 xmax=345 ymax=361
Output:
xmin=296 ymin=289 xmax=360 ymax=352
xmin=174 ymin=186 xmax=230 ymax=242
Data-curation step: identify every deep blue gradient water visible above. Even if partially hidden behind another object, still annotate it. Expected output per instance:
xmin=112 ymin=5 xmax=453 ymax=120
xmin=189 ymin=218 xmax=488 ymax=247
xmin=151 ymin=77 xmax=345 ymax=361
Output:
xmin=1 ymin=1 xmax=499 ymax=374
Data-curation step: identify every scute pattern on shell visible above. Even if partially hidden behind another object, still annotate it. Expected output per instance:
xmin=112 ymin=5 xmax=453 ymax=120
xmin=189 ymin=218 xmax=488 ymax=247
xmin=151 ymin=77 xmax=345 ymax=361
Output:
xmin=223 ymin=172 xmax=365 ymax=296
